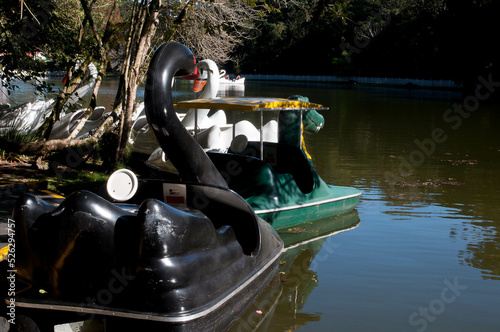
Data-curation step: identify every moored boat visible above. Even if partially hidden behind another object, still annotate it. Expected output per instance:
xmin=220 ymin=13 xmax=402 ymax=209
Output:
xmin=129 ymin=59 xmax=231 ymax=155
xmin=118 ymin=95 xmax=361 ymax=230
xmin=0 ymin=63 xmax=103 ymax=138
xmin=219 ymin=70 xmax=245 ymax=85
xmin=1 ymin=42 xmax=283 ymax=331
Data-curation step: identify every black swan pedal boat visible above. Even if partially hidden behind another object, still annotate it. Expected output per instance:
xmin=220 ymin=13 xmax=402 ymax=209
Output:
xmin=1 ymin=42 xmax=283 ymax=331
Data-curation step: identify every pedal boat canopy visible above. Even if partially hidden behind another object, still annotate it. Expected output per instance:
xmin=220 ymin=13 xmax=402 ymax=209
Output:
xmin=175 ymin=97 xmax=329 ymax=112
xmin=175 ymin=97 xmax=329 ymax=161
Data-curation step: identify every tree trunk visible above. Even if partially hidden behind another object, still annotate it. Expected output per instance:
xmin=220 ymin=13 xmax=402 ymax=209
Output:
xmin=38 ymin=60 xmax=91 ymax=140
xmin=109 ymin=0 xmax=161 ymax=171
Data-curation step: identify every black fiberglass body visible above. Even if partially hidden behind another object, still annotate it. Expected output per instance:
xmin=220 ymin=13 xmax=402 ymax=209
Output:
xmin=2 ymin=42 xmax=283 ymax=331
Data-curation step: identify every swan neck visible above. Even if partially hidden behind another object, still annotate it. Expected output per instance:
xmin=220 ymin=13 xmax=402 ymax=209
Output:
xmin=144 ymin=42 xmax=228 ymax=188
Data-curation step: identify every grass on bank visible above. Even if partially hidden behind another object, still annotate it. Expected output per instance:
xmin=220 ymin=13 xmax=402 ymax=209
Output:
xmin=47 ymin=167 xmax=110 ymax=195
xmin=0 ymin=150 xmax=112 ymax=196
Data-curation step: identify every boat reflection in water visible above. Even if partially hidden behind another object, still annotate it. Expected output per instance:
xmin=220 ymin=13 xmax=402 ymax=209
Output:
xmin=217 ymin=84 xmax=245 ymax=97
xmin=229 ymin=210 xmax=360 ymax=331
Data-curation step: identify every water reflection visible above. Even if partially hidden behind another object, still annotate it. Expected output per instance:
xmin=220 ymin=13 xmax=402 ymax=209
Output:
xmin=230 ymin=211 xmax=360 ymax=331
xmin=217 ymin=84 xmax=245 ymax=97
xmin=455 ymin=221 xmax=500 ymax=280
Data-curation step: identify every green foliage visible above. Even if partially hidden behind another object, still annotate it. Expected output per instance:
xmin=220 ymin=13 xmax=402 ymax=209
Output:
xmin=234 ymin=0 xmax=500 ymax=84
xmin=237 ymin=0 xmax=350 ymax=75
xmin=0 ymin=0 xmax=125 ymax=96
xmin=64 ymin=168 xmax=108 ymax=184
xmin=48 ymin=166 xmax=109 ymax=195
xmin=1 ymin=0 xmax=51 ymax=90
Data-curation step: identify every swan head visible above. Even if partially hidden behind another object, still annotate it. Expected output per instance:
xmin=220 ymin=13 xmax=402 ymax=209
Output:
xmin=192 ymin=59 xmax=220 ymax=99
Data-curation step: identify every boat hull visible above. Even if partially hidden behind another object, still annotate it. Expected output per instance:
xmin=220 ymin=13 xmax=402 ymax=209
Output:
xmin=206 ymin=148 xmax=361 ymax=230
xmin=219 ymin=77 xmax=245 ymax=85
xmin=255 ymin=186 xmax=361 ymax=230
xmin=2 ymin=186 xmax=283 ymax=331
xmin=6 ymin=232 xmax=280 ymax=331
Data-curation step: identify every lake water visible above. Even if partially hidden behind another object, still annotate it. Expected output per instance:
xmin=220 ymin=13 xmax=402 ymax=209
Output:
xmin=3 ymin=78 xmax=500 ymax=331
xmin=229 ymin=82 xmax=500 ymax=332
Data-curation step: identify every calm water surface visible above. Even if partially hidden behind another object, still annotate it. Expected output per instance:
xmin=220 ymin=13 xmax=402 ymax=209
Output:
xmin=230 ymin=83 xmax=500 ymax=332
xmin=3 ymin=79 xmax=500 ymax=331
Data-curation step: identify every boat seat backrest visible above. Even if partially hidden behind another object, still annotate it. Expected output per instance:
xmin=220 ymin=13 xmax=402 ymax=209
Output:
xmin=207 ymin=151 xmax=277 ymax=199
xmin=246 ymin=141 xmax=315 ymax=194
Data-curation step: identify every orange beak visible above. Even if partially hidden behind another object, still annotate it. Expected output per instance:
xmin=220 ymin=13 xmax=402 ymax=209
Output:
xmin=193 ymin=79 xmax=207 ymax=92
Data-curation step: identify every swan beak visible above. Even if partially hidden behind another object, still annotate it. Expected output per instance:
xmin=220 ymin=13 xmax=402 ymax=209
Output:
xmin=178 ymin=66 xmax=200 ymax=81
xmin=193 ymin=79 xmax=207 ymax=92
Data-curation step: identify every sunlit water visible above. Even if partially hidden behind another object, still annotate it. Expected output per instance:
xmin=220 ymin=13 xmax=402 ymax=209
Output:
xmin=3 ymin=78 xmax=500 ymax=331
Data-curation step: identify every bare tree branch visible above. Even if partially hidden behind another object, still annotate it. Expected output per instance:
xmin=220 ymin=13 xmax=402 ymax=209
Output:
xmin=163 ymin=0 xmax=266 ymax=64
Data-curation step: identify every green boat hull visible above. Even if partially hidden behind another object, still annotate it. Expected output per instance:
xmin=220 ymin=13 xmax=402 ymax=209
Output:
xmin=255 ymin=186 xmax=361 ymax=230
xmin=207 ymin=147 xmax=361 ymax=230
